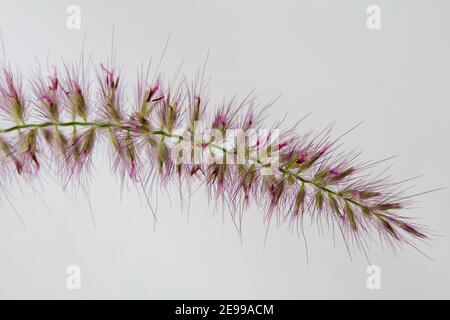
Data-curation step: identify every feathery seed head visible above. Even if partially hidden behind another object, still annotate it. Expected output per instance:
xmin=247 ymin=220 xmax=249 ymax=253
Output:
xmin=0 ymin=59 xmax=433 ymax=255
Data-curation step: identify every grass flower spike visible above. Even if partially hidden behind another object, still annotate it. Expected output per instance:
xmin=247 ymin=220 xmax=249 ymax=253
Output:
xmin=0 ymin=58 xmax=430 ymax=255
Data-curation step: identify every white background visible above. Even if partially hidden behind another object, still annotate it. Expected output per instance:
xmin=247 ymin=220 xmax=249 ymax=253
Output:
xmin=0 ymin=0 xmax=449 ymax=299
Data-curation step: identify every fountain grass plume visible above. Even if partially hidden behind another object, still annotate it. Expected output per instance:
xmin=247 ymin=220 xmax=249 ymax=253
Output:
xmin=0 ymin=58 xmax=431 ymax=254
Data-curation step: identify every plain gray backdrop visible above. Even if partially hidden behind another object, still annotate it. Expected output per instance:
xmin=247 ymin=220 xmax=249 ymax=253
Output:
xmin=0 ymin=0 xmax=449 ymax=299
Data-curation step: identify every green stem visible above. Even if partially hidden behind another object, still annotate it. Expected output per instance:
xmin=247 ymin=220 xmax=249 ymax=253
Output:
xmin=0 ymin=120 xmax=366 ymax=210
xmin=0 ymin=121 xmax=131 ymax=133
